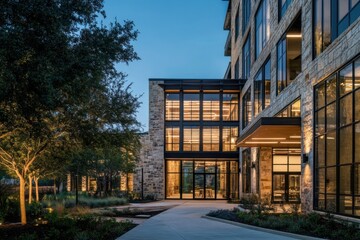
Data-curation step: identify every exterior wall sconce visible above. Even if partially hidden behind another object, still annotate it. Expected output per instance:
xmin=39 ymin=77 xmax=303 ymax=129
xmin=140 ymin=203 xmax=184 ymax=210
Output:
xmin=302 ymin=153 xmax=309 ymax=163
xmin=251 ymin=162 xmax=256 ymax=168
xmin=239 ymin=167 xmax=241 ymax=173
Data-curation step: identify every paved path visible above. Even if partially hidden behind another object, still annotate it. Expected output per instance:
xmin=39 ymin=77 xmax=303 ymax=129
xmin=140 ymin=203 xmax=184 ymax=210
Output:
xmin=117 ymin=201 xmax=304 ymax=240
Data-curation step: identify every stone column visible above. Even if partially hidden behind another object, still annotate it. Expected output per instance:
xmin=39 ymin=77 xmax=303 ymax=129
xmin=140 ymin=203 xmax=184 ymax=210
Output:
xmin=259 ymin=147 xmax=272 ymax=200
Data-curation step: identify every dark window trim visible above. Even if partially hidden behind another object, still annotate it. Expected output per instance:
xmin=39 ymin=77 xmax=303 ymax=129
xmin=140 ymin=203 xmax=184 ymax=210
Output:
xmin=254 ymin=56 xmax=271 ymax=117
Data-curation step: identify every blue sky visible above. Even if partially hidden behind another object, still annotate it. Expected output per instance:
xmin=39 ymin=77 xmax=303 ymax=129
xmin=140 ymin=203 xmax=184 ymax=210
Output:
xmin=103 ymin=0 xmax=229 ymax=131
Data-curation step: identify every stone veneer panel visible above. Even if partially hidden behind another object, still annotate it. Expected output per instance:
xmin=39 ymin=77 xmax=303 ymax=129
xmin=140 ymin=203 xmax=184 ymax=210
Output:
xmin=259 ymin=147 xmax=272 ymax=200
xmin=133 ymin=80 xmax=165 ymax=199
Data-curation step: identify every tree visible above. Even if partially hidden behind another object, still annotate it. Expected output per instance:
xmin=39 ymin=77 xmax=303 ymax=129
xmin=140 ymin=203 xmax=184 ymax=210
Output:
xmin=0 ymin=0 xmax=140 ymax=224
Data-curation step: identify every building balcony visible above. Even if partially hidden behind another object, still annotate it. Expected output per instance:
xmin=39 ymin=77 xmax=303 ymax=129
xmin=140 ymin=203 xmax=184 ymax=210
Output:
xmin=224 ymin=62 xmax=231 ymax=79
xmin=223 ymin=0 xmax=231 ymax=30
xmin=224 ymin=32 xmax=231 ymax=56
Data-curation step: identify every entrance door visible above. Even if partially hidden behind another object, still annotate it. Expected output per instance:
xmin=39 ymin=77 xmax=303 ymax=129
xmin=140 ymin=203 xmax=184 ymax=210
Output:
xmin=194 ymin=173 xmax=215 ymax=199
xmin=273 ymin=173 xmax=300 ymax=202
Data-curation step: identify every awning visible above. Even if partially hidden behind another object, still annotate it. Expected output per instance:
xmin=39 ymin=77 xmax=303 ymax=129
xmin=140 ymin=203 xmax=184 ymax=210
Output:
xmin=237 ymin=117 xmax=301 ymax=148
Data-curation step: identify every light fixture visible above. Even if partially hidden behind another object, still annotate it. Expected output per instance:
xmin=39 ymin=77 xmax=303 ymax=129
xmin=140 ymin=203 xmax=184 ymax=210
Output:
xmin=302 ymin=153 xmax=309 ymax=163
xmin=251 ymin=162 xmax=256 ymax=168
xmin=289 ymin=136 xmax=301 ymax=139
xmin=252 ymin=137 xmax=286 ymax=140
xmin=279 ymin=141 xmax=301 ymax=144
xmin=245 ymin=141 xmax=278 ymax=144
xmin=286 ymin=34 xmax=302 ymax=38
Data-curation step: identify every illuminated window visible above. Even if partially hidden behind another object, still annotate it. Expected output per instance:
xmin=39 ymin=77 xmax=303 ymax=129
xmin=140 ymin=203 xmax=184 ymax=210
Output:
xmin=183 ymin=127 xmax=200 ymax=151
xmin=254 ymin=58 xmax=271 ymax=117
xmin=276 ymin=99 xmax=301 ymax=117
xmin=277 ymin=15 xmax=302 ymax=94
xmin=242 ymin=149 xmax=251 ymax=193
xmin=255 ymin=0 xmax=270 ymax=59
xmin=203 ymin=94 xmax=220 ymax=121
xmin=272 ymin=148 xmax=301 ymax=203
xmin=223 ymin=94 xmax=239 ymax=121
xmin=183 ymin=94 xmax=200 ymax=121
xmin=203 ymin=127 xmax=219 ymax=151
xmin=242 ymin=88 xmax=251 ymax=129
xmin=314 ymin=0 xmax=331 ymax=57
xmin=223 ymin=127 xmax=238 ymax=151
xmin=165 ymin=93 xmax=180 ymax=121
xmin=314 ymin=57 xmax=360 ymax=216
xmin=165 ymin=127 xmax=180 ymax=151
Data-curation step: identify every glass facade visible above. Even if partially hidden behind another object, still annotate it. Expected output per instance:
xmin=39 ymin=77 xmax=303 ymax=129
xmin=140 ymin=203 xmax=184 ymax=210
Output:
xmin=275 ymin=99 xmax=301 ymax=117
xmin=166 ymin=160 xmax=239 ymax=199
xmin=279 ymin=0 xmax=292 ymax=19
xmin=242 ymin=87 xmax=251 ymax=129
xmin=223 ymin=94 xmax=239 ymax=121
xmin=314 ymin=56 xmax=360 ymax=217
xmin=184 ymin=94 xmax=200 ymax=121
xmin=166 ymin=93 xmax=180 ymax=121
xmin=222 ymin=127 xmax=239 ymax=151
xmin=272 ymin=148 xmax=301 ymax=203
xmin=165 ymin=127 xmax=180 ymax=151
xmin=242 ymin=0 xmax=251 ymax=34
xmin=242 ymin=35 xmax=251 ymax=79
xmin=183 ymin=127 xmax=200 ymax=151
xmin=203 ymin=126 xmax=220 ymax=151
xmin=203 ymin=94 xmax=220 ymax=121
xmin=277 ymin=15 xmax=302 ymax=94
xmin=314 ymin=0 xmax=360 ymax=57
xmin=254 ymin=57 xmax=271 ymax=117
xmin=255 ymin=0 xmax=270 ymax=59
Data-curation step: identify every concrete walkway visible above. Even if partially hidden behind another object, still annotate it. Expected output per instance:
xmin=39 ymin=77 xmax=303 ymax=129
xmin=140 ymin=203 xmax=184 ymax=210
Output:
xmin=117 ymin=200 xmax=307 ymax=240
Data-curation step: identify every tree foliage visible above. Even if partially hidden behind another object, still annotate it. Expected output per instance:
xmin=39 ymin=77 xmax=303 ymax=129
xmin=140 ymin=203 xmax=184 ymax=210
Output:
xmin=0 ymin=0 xmax=141 ymax=224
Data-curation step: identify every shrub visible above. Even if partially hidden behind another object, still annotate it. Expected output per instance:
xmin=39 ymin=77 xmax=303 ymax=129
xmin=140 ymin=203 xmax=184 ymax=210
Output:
xmin=27 ymin=202 xmax=45 ymax=221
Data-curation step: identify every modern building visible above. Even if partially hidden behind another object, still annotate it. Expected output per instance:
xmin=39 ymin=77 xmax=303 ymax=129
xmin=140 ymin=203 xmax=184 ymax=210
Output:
xmin=134 ymin=0 xmax=360 ymax=219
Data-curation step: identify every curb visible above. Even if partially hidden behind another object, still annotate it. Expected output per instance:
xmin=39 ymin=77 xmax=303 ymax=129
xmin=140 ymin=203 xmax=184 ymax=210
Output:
xmin=202 ymin=215 xmax=325 ymax=240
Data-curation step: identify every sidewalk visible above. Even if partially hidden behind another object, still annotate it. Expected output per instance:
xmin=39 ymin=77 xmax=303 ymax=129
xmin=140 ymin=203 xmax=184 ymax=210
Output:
xmin=117 ymin=200 xmax=313 ymax=240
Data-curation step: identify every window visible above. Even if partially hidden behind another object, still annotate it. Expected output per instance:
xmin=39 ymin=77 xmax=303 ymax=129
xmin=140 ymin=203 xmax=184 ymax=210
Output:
xmin=314 ymin=0 xmax=331 ymax=57
xmin=183 ymin=94 xmax=200 ymax=121
xmin=277 ymin=14 xmax=302 ymax=94
xmin=242 ymin=88 xmax=252 ymax=129
xmin=255 ymin=0 xmax=270 ymax=59
xmin=203 ymin=127 xmax=220 ymax=151
xmin=314 ymin=56 xmax=360 ymax=216
xmin=272 ymin=148 xmax=301 ymax=203
xmin=275 ymin=98 xmax=301 ymax=117
xmin=242 ymin=149 xmax=251 ymax=193
xmin=279 ymin=0 xmax=292 ymax=19
xmin=254 ymin=58 xmax=271 ymax=117
xmin=235 ymin=9 xmax=240 ymax=40
xmin=222 ymin=127 xmax=239 ymax=151
xmin=242 ymin=35 xmax=251 ymax=79
xmin=203 ymin=94 xmax=220 ymax=121
xmin=338 ymin=0 xmax=360 ymax=35
xmin=223 ymin=94 xmax=239 ymax=121
xmin=165 ymin=93 xmax=180 ymax=121
xmin=314 ymin=0 xmax=360 ymax=57
xmin=243 ymin=0 xmax=251 ymax=34
xmin=183 ymin=127 xmax=200 ymax=151
xmin=165 ymin=127 xmax=180 ymax=151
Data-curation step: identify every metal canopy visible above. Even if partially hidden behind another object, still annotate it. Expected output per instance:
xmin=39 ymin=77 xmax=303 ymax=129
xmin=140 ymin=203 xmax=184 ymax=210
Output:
xmin=156 ymin=79 xmax=246 ymax=91
xmin=237 ymin=117 xmax=302 ymax=148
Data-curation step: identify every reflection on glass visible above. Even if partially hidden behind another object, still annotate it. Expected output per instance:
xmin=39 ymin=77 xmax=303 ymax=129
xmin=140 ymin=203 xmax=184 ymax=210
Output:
xmin=182 ymin=161 xmax=193 ymax=199
xmin=203 ymin=94 xmax=220 ymax=121
xmin=316 ymin=136 xmax=325 ymax=167
xmin=217 ymin=173 xmax=226 ymax=199
xmin=203 ymin=127 xmax=219 ymax=151
xmin=327 ymin=132 xmax=336 ymax=166
xmin=165 ymin=94 xmax=180 ymax=121
xmin=223 ymin=94 xmax=239 ymax=121
xmin=355 ymin=59 xmax=360 ymax=90
xmin=166 ymin=173 xmax=180 ymax=198
xmin=242 ymin=88 xmax=252 ymax=128
xmin=289 ymin=175 xmax=300 ymax=201
xmin=355 ymin=90 xmax=360 ymax=121
xmin=291 ymin=99 xmax=301 ymax=117
xmin=222 ymin=127 xmax=238 ymax=152
xmin=326 ymin=103 xmax=336 ymax=131
xmin=273 ymin=174 xmax=286 ymax=202
xmin=165 ymin=127 xmax=180 ymax=151
xmin=264 ymin=59 xmax=271 ymax=108
xmin=356 ymin=123 xmax=360 ymax=163
xmin=339 ymin=64 xmax=353 ymax=96
xmin=339 ymin=195 xmax=353 ymax=215
xmin=326 ymin=167 xmax=336 ymax=194
xmin=340 ymin=93 xmax=353 ymax=126
xmin=254 ymin=70 xmax=263 ymax=116
xmin=340 ymin=126 xmax=353 ymax=164
xmin=195 ymin=174 xmax=204 ymax=199
xmin=317 ymin=168 xmax=325 ymax=193
xmin=326 ymin=75 xmax=337 ymax=103
xmin=183 ymin=94 xmax=200 ymax=121
xmin=183 ymin=127 xmax=200 ymax=151
xmin=194 ymin=162 xmax=205 ymax=173
xmin=206 ymin=174 xmax=215 ymax=198
xmin=340 ymin=165 xmax=351 ymax=194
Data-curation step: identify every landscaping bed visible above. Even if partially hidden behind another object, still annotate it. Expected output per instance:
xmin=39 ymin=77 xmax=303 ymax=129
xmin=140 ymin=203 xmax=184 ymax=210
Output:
xmin=0 ymin=215 xmax=136 ymax=240
xmin=207 ymin=208 xmax=360 ymax=240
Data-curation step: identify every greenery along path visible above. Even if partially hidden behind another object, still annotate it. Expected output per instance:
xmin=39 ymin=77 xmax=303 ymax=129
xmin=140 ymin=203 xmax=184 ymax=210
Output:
xmin=207 ymin=209 xmax=360 ymax=240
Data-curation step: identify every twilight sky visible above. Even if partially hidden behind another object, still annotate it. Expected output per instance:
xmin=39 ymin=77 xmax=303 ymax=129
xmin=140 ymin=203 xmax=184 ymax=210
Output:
xmin=103 ymin=0 xmax=229 ymax=131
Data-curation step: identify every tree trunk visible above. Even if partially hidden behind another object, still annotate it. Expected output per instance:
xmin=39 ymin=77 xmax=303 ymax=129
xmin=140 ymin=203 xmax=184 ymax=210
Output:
xmin=126 ymin=173 xmax=129 ymax=193
xmin=35 ymin=177 xmax=39 ymax=202
xmin=19 ymin=176 xmax=27 ymax=225
xmin=28 ymin=175 xmax=32 ymax=204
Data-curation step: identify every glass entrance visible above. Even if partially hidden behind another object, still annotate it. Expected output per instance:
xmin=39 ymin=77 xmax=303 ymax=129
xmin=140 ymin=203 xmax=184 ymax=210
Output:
xmin=166 ymin=160 xmax=239 ymax=199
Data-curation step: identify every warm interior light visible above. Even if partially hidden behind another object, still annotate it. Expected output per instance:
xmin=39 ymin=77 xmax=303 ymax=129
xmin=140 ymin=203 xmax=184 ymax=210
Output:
xmin=279 ymin=141 xmax=301 ymax=144
xmin=286 ymin=34 xmax=302 ymax=38
xmin=289 ymin=136 xmax=301 ymax=139
xmin=245 ymin=141 xmax=279 ymax=144
xmin=252 ymin=137 xmax=286 ymax=140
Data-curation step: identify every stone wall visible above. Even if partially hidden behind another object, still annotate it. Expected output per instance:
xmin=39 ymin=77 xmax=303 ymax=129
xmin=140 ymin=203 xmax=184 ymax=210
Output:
xmin=133 ymin=80 xmax=165 ymax=199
